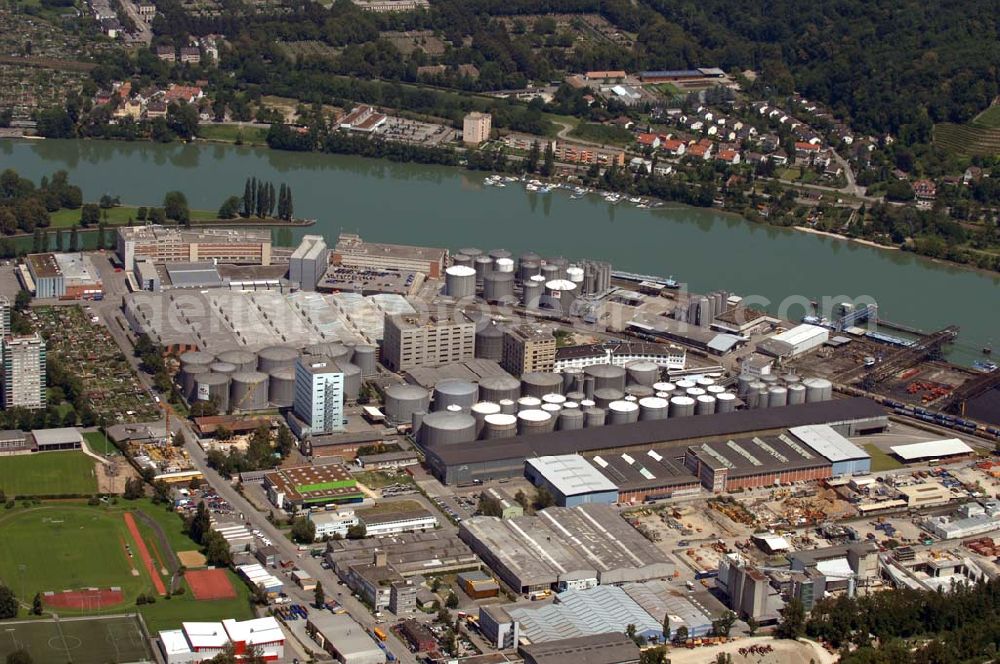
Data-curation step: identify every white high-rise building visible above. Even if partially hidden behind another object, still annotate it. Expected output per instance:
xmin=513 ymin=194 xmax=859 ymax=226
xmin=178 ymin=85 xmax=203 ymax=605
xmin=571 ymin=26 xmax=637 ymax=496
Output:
xmin=292 ymin=356 xmax=345 ymax=436
xmin=2 ymin=334 xmax=46 ymax=410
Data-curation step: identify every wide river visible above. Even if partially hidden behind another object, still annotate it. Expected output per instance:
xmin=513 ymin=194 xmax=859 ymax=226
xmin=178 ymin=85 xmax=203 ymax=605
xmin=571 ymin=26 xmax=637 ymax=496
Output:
xmin=2 ymin=138 xmax=997 ymax=365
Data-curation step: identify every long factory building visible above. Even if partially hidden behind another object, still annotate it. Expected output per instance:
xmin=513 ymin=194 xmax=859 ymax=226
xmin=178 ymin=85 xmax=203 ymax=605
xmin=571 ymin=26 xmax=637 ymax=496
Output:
xmin=425 ymin=398 xmax=887 ymax=490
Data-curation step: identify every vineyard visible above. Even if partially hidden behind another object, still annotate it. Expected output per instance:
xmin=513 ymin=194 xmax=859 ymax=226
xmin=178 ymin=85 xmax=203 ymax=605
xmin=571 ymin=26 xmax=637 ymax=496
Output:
xmin=933 ymin=106 xmax=1000 ymax=156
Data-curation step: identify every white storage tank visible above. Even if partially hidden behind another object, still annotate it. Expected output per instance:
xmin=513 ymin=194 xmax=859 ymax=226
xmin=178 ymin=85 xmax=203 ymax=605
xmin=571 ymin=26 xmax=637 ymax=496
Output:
xmin=541 ymin=393 xmax=566 ymax=406
xmin=669 ymin=395 xmax=696 ymax=418
xmin=695 ymin=394 xmax=716 ymax=415
xmin=517 ymin=409 xmax=554 ymax=435
xmin=471 ymin=401 xmax=502 ymax=438
xmin=626 ymin=360 xmax=660 ymax=387
xmin=803 ymin=377 xmax=833 ymax=402
xmin=557 ymin=408 xmax=584 ymax=430
xmin=541 ymin=279 xmax=577 ymax=314
xmin=695 ymin=376 xmax=716 ymax=388
xmin=517 ymin=396 xmax=542 ymax=412
xmin=716 ymin=392 xmax=738 ymax=413
xmin=445 ymin=265 xmax=477 ymax=299
xmin=498 ymin=399 xmax=516 ymax=415
xmin=787 ymin=383 xmax=807 ymax=405
xmin=685 ymin=387 xmax=706 ymax=398
xmin=494 ymin=257 xmax=515 ymax=273
xmin=483 ymin=413 xmax=518 ymax=440
xmin=767 ymin=386 xmax=788 ymax=408
xmin=675 ymin=379 xmax=697 ymax=390
xmin=653 ymin=381 xmax=676 ymax=394
xmin=608 ymin=400 xmax=639 ymax=425
xmin=638 ymin=396 xmax=669 ymax=421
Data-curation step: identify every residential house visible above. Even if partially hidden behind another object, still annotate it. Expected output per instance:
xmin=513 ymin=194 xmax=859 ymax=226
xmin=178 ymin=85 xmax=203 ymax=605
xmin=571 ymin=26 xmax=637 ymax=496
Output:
xmin=179 ymin=46 xmax=201 ymax=64
xmin=913 ymin=179 xmax=937 ymax=200
xmin=687 ymin=139 xmax=712 ymax=160
xmin=146 ymin=101 xmax=167 ymax=119
xmin=661 ymin=138 xmax=686 ymax=156
xmin=715 ymin=149 xmax=740 ymax=165
xmin=635 ymin=133 xmax=661 ymax=149
xmin=964 ymin=166 xmax=983 ymax=184
xmin=155 ymin=46 xmax=175 ymax=62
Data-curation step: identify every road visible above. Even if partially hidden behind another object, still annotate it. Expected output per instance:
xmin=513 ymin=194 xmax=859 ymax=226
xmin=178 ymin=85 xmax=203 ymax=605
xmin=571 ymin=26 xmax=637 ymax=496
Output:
xmin=83 ymin=256 xmax=418 ymax=664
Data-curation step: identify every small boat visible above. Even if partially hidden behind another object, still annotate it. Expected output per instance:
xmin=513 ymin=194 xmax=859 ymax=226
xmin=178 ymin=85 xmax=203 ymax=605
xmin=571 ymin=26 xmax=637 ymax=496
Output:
xmin=663 ymin=276 xmax=680 ymax=289
xmin=538 ymin=186 xmax=552 ymax=194
xmin=629 ymin=197 xmax=642 ymax=204
xmin=973 ymin=360 xmax=998 ymax=373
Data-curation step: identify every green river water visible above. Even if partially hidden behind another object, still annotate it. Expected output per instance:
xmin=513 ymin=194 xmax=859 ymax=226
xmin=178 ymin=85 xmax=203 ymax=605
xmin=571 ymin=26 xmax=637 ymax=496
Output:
xmin=1 ymin=138 xmax=997 ymax=365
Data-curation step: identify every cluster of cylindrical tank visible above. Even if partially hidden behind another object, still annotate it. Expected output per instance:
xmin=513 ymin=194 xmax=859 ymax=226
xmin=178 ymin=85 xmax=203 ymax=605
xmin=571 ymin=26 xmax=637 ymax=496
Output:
xmin=737 ymin=373 xmax=833 ymax=409
xmin=178 ymin=341 xmax=379 ymax=414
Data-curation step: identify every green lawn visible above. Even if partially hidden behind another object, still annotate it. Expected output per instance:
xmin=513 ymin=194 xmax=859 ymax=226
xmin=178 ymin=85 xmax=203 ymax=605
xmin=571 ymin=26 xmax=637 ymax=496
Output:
xmin=0 ymin=505 xmax=153 ymax=610
xmin=0 ymin=452 xmax=97 ymax=496
xmin=140 ymin=572 xmax=254 ymax=633
xmin=199 ymin=123 xmax=270 ymax=144
xmin=568 ymin=122 xmax=636 ymax=146
xmin=647 ymin=82 xmax=681 ymax=96
xmin=83 ymin=430 xmax=119 ymax=456
xmin=353 ymin=470 xmax=415 ymax=489
xmin=49 ymin=206 xmax=218 ymax=228
xmin=864 ymin=444 xmax=904 ymax=472
xmin=132 ymin=498 xmax=202 ymax=554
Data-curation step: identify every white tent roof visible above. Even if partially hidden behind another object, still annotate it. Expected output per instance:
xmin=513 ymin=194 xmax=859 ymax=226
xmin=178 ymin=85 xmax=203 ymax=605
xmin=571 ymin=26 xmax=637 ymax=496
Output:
xmin=890 ymin=439 xmax=973 ymax=461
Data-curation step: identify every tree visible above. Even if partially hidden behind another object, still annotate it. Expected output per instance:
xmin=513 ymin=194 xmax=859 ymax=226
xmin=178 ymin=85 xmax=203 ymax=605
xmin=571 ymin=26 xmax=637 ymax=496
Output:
xmin=533 ymin=486 xmax=555 ymax=510
xmin=514 ymin=489 xmax=530 ymax=510
xmin=526 ymin=140 xmax=540 ymax=173
xmin=625 ymin=623 xmax=638 ymax=644
xmin=188 ymin=501 xmax=211 ymax=545
xmin=5 ymin=650 xmax=32 ymax=664
xmin=674 ymin=625 xmax=688 ymax=643
xmin=712 ymin=610 xmax=736 ymax=637
xmin=541 ymin=142 xmax=555 ymax=177
xmin=291 ymin=517 xmax=316 ymax=544
xmin=639 ymin=646 xmax=669 ymax=664
xmin=214 ymin=425 xmax=232 ymax=441
xmin=69 ymin=224 xmax=79 ymax=252
xmin=163 ymin=191 xmax=190 ymax=224
xmin=123 ymin=476 xmax=144 ymax=500
xmin=776 ymin=597 xmax=806 ymax=639
xmin=746 ymin=616 xmax=759 ymax=636
xmin=346 ymin=523 xmax=367 ymax=539
xmin=445 ymin=591 xmax=458 ymax=609
xmin=173 ymin=429 xmax=186 ymax=447
xmin=31 ymin=593 xmax=42 ymax=616
xmin=662 ymin=613 xmax=670 ymax=641
xmin=166 ymin=102 xmax=199 ymax=139
xmin=436 ymin=607 xmax=451 ymax=624
xmin=80 ymin=203 xmax=100 ymax=227
xmin=218 ymin=196 xmax=241 ymax=219
xmin=477 ymin=492 xmax=503 ymax=517
xmin=242 ymin=178 xmax=254 ymax=218
xmin=714 ymin=654 xmax=733 ymax=664
xmin=314 ymin=581 xmax=325 ymax=608
xmin=0 ymin=585 xmax=17 ymax=619
xmin=275 ymin=425 xmax=293 ymax=457
xmin=203 ymin=530 xmax=232 ymax=567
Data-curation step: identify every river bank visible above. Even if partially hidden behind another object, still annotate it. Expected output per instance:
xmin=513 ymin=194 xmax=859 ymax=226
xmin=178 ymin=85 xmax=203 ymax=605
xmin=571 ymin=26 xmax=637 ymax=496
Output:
xmin=794 ymin=226 xmax=899 ymax=251
xmin=1 ymin=137 xmax=996 ymax=365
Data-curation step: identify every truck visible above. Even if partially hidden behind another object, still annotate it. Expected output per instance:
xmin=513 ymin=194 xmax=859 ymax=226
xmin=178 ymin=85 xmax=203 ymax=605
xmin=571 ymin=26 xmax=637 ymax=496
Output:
xmin=373 ymin=627 xmax=388 ymax=642
xmin=529 ymin=590 xmax=552 ymax=601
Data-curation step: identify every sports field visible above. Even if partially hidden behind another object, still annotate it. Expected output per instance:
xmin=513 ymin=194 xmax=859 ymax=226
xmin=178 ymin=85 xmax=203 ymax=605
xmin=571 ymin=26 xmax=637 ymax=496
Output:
xmin=0 ymin=452 xmax=97 ymax=496
xmin=0 ymin=615 xmax=151 ymax=664
xmin=0 ymin=506 xmax=157 ymax=608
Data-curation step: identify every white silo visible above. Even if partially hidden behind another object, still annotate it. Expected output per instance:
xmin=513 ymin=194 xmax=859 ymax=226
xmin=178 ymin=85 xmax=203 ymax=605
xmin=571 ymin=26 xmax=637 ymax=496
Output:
xmin=638 ymin=396 xmax=669 ymax=421
xmin=695 ymin=394 xmax=717 ymax=415
xmin=471 ymin=401 xmax=502 ymax=438
xmin=608 ymin=400 xmax=640 ymax=425
xmin=716 ymin=392 xmax=738 ymax=413
xmin=445 ymin=265 xmax=477 ymax=299
xmin=541 ymin=279 xmax=577 ymax=314
xmin=517 ymin=409 xmax=554 ymax=435
xmin=517 ymin=396 xmax=542 ymax=412
xmin=669 ymin=395 xmax=696 ymax=417
xmin=483 ymin=413 xmax=518 ymax=440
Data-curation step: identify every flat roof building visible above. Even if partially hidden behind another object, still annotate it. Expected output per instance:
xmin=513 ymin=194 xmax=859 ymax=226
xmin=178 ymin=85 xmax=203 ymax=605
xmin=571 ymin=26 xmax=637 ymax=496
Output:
xmin=289 ymin=235 xmax=329 ymax=291
xmin=2 ymin=334 xmax=46 ymax=410
xmin=758 ymin=324 xmax=829 ymax=358
xmin=381 ymin=313 xmax=475 ymax=372
xmin=525 ymin=455 xmax=619 ymax=507
xmin=683 ymin=432 xmax=832 ymax=493
xmin=790 ymin=424 xmax=871 ymax=476
xmin=507 ymin=585 xmax=662 ymax=643
xmin=503 ymin=325 xmax=556 ymax=376
xmin=459 ymin=503 xmax=673 ymax=593
xmin=325 ymin=531 xmax=478 ymax=577
xmin=264 ymin=463 xmax=362 ymax=510
xmin=590 ymin=450 xmax=701 ymax=504
xmin=554 ymin=341 xmax=685 ymax=372
xmin=355 ymin=505 xmax=438 ymax=537
xmin=897 ymin=482 xmax=953 ymax=508
xmin=26 ymin=252 xmax=103 ymax=299
xmin=519 ymin=632 xmax=640 ymax=664
xmin=306 ymin=612 xmax=386 ymax=664
xmin=117 ymin=225 xmax=273 ymax=268
xmin=333 ymin=233 xmax=446 ymax=278
xmin=890 ymin=439 xmax=974 ymax=463
xmin=31 ymin=427 xmax=83 ymax=451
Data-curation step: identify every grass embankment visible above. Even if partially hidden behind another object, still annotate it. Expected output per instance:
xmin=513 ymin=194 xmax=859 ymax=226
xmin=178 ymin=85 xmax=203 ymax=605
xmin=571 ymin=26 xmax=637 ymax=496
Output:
xmin=568 ymin=122 xmax=636 ymax=146
xmin=863 ymin=444 xmax=904 ymax=472
xmin=48 ymin=206 xmax=218 ymax=228
xmin=198 ymin=124 xmax=270 ymax=144
xmin=0 ymin=452 xmax=97 ymax=496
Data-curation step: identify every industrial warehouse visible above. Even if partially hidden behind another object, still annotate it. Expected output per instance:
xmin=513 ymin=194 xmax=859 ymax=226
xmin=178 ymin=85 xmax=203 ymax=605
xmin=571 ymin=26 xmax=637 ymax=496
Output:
xmin=423 ymin=398 xmax=888 ymax=488
xmin=458 ymin=503 xmax=674 ymax=592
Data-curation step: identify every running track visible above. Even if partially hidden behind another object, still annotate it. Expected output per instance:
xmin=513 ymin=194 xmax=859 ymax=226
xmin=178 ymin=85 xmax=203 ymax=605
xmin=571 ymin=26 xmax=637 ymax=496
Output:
xmin=123 ymin=512 xmax=166 ymax=595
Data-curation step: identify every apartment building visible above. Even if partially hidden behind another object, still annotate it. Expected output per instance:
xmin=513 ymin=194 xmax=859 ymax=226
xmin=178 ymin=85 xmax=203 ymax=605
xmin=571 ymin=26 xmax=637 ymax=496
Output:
xmin=2 ymin=334 xmax=46 ymax=409
xmin=381 ymin=313 xmax=475 ymax=372
xmin=502 ymin=325 xmax=556 ymax=376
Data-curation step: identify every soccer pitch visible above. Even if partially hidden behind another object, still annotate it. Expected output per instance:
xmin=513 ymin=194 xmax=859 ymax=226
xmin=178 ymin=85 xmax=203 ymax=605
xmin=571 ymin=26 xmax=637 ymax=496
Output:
xmin=0 ymin=615 xmax=152 ymax=664
xmin=0 ymin=452 xmax=97 ymax=496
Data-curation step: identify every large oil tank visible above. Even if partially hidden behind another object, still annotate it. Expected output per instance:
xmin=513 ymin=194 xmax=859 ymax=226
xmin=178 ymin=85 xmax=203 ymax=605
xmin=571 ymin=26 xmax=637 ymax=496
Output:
xmin=803 ymin=377 xmax=833 ymax=402
xmin=626 ymin=360 xmax=660 ymax=387
xmin=217 ymin=349 xmax=257 ymax=373
xmin=736 ymin=375 xmax=755 ymax=396
xmin=638 ymin=396 xmax=669 ymax=421
xmin=518 ymin=251 xmax=541 ymax=270
xmin=566 ymin=266 xmax=584 ymax=285
xmin=479 ymin=375 xmax=521 ymax=403
xmin=475 ymin=324 xmax=504 ymax=362
xmin=483 ymin=413 xmax=518 ymax=440
xmin=180 ymin=350 xmax=215 ymax=370
xmin=445 ymin=265 xmax=477 ymax=299
xmin=584 ymin=364 xmax=627 ymax=392
xmin=385 ymin=384 xmax=431 ymax=424
xmin=593 ymin=388 xmax=624 ymax=409
xmin=521 ymin=372 xmax=563 ymax=398
xmin=257 ymin=345 xmax=299 ymax=373
xmin=608 ymin=400 xmax=639 ymax=425
xmin=517 ymin=396 xmax=542 ymax=412
xmin=419 ymin=411 xmax=476 ymax=446
xmin=561 ymin=367 xmax=584 ymax=393
xmin=522 ymin=276 xmax=545 ymax=308
xmin=541 ymin=393 xmax=566 ymax=407
xmin=473 ymin=255 xmax=494 ymax=284
xmin=767 ymin=386 xmax=788 ymax=408
xmin=540 ymin=263 xmax=560 ymax=281
xmin=653 ymin=381 xmax=676 ymax=395
xmin=518 ymin=260 xmax=541 ymax=283
xmin=759 ymin=373 xmax=779 ymax=385
xmin=716 ymin=392 xmax=738 ymax=413
xmin=210 ymin=361 xmax=237 ymax=376
xmin=745 ymin=382 xmax=767 ymax=408
xmin=563 ymin=400 xmax=580 ymax=409
xmin=489 ymin=248 xmax=512 ymax=262
xmin=583 ymin=407 xmax=606 ymax=427
xmin=669 ymin=395 xmax=696 ymax=418
xmin=695 ymin=394 xmax=717 ymax=415
xmin=675 ymin=379 xmax=696 ymax=391
xmin=565 ymin=391 xmax=585 ymax=403
xmin=557 ymin=408 xmax=584 ymax=431
xmin=695 ymin=376 xmax=716 ymax=388
xmin=460 ymin=247 xmax=483 ymax=260
xmin=494 ymin=257 xmax=515 ymax=274
xmin=787 ymin=383 xmax=807 ymax=405
xmin=182 ymin=364 xmax=209 ymax=400
xmin=625 ymin=385 xmax=655 ymax=399
xmin=498 ymin=399 xmax=516 ymax=415
xmin=517 ymin=409 xmax=554 ymax=435
xmin=471 ymin=401 xmax=501 ymax=438
xmin=483 ymin=271 xmax=515 ymax=303
xmin=351 ymin=345 xmax=378 ymax=375
xmin=230 ymin=371 xmax=269 ymax=412
xmin=305 ymin=342 xmax=352 ymax=365
xmin=451 ymin=253 xmax=472 ymax=268
xmin=195 ymin=372 xmax=231 ymax=413
xmin=341 ymin=362 xmax=363 ymax=402
xmin=707 ymin=385 xmax=727 ymax=396
xmin=267 ymin=366 xmax=295 ymax=407
xmin=432 ymin=379 xmax=478 ymax=412
xmin=686 ymin=387 xmax=706 ymax=398
xmin=541 ymin=279 xmax=577 ymax=314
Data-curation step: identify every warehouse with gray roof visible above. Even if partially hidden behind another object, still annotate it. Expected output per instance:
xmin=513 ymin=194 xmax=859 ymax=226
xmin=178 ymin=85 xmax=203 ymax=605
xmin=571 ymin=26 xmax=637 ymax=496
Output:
xmin=424 ymin=398 xmax=887 ymax=485
xmin=458 ymin=503 xmax=673 ymax=593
